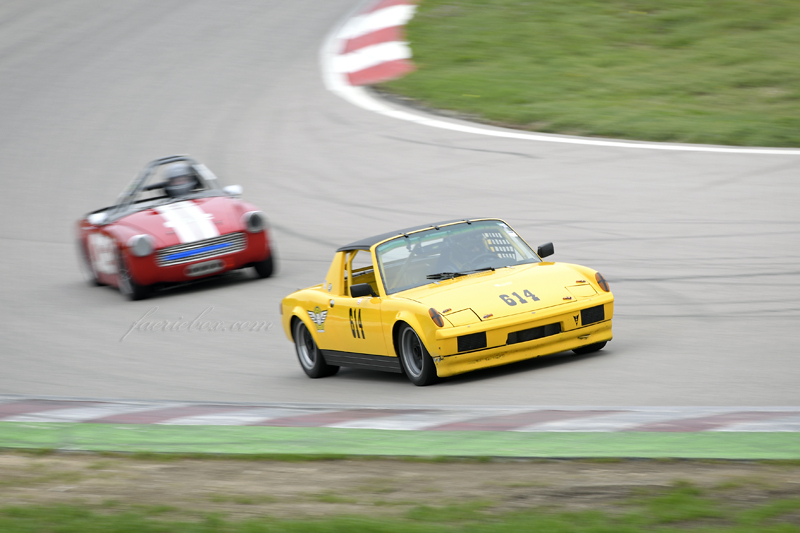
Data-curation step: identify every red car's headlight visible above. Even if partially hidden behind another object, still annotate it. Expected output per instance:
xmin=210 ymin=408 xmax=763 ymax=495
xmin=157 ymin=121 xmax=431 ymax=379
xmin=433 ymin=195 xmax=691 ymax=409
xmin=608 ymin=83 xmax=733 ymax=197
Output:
xmin=128 ymin=234 xmax=155 ymax=257
xmin=242 ymin=211 xmax=267 ymax=233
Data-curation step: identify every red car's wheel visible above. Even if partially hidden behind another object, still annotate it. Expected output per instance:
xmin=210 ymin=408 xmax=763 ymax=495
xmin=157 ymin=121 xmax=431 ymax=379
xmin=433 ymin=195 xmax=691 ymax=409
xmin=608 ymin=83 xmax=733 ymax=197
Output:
xmin=77 ymin=241 xmax=103 ymax=286
xmin=254 ymin=252 xmax=274 ymax=279
xmin=117 ymin=249 xmax=150 ymax=301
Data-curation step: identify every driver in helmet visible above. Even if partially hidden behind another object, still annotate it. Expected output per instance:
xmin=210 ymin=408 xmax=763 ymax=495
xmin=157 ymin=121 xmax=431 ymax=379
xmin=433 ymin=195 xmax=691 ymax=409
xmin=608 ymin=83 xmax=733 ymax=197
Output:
xmin=436 ymin=229 xmax=495 ymax=272
xmin=164 ymin=163 xmax=198 ymax=198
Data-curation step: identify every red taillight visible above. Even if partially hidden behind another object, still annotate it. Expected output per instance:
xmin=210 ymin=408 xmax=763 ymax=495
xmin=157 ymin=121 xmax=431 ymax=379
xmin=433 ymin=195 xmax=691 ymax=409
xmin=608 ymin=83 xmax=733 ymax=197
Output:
xmin=429 ymin=308 xmax=444 ymax=327
xmin=595 ymin=272 xmax=610 ymax=292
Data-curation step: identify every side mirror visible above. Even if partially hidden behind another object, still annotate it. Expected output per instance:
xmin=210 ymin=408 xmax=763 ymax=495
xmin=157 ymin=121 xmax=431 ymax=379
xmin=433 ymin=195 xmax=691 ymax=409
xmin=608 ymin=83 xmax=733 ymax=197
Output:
xmin=537 ymin=242 xmax=554 ymax=259
xmin=88 ymin=212 xmax=107 ymax=226
xmin=224 ymin=185 xmax=243 ymax=197
xmin=350 ymin=283 xmax=378 ymax=298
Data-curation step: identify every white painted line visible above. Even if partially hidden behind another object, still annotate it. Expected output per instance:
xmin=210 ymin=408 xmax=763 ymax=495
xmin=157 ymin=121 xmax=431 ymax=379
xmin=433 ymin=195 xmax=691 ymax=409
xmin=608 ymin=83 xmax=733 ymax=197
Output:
xmin=339 ymin=4 xmax=417 ymax=40
xmin=321 ymin=1 xmax=800 ymax=155
xmin=161 ymin=408 xmax=333 ymax=426
xmin=713 ymin=414 xmax=800 ymax=432
xmin=2 ymin=404 xmax=182 ymax=423
xmin=327 ymin=409 xmax=522 ymax=430
xmin=334 ymin=41 xmax=412 ymax=74
xmin=513 ymin=409 xmax=715 ymax=432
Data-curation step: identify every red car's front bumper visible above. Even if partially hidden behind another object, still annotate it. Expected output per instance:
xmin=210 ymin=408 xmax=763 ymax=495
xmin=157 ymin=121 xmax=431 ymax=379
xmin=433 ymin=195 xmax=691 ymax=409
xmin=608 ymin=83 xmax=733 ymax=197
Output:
xmin=125 ymin=231 xmax=271 ymax=286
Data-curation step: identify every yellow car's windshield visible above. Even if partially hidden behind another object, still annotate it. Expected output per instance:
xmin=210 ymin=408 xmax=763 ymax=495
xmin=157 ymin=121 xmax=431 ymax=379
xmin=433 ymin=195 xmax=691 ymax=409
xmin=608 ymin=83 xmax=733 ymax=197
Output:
xmin=376 ymin=220 xmax=541 ymax=294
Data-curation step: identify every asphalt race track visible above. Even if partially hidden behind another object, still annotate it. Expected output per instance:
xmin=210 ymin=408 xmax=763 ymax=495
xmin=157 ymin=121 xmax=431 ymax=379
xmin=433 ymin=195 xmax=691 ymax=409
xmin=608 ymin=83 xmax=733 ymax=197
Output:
xmin=1 ymin=0 xmax=799 ymax=408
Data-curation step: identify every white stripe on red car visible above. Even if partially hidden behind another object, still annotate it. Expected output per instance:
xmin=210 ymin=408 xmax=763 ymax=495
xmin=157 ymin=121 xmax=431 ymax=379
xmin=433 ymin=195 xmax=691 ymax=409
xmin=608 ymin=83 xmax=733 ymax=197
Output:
xmin=155 ymin=201 xmax=220 ymax=244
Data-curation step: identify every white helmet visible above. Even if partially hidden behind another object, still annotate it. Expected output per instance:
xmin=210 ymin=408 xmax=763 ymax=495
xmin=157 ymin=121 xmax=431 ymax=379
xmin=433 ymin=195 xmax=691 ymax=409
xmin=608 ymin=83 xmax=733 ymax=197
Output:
xmin=164 ymin=163 xmax=197 ymax=198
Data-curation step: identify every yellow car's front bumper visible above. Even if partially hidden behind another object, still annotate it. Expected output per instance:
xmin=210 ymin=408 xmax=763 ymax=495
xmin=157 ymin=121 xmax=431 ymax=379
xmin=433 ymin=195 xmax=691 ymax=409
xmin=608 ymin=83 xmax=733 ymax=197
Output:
xmin=430 ymin=299 xmax=613 ymax=378
xmin=433 ymin=320 xmax=611 ymax=377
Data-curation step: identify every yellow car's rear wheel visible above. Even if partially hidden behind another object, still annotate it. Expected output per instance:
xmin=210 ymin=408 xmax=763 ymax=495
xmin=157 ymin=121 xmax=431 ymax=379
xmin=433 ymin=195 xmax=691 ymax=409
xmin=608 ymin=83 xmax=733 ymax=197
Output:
xmin=398 ymin=324 xmax=438 ymax=386
xmin=293 ymin=319 xmax=339 ymax=378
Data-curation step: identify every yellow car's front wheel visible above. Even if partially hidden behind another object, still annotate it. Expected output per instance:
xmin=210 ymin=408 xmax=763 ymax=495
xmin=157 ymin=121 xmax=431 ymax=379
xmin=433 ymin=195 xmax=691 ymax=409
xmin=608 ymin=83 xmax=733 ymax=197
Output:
xmin=398 ymin=324 xmax=438 ymax=387
xmin=573 ymin=341 xmax=607 ymax=355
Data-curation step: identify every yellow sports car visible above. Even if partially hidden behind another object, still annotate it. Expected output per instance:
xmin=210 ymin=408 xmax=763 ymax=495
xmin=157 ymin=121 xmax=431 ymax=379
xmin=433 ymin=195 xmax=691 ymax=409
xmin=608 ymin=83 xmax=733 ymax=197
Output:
xmin=280 ymin=218 xmax=613 ymax=386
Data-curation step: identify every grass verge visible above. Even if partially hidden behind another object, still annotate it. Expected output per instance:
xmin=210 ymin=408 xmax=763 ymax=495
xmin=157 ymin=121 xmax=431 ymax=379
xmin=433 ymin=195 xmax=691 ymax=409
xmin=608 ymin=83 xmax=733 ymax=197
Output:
xmin=380 ymin=0 xmax=800 ymax=147
xmin=3 ymin=453 xmax=800 ymax=530
xmin=2 ymin=484 xmax=800 ymax=532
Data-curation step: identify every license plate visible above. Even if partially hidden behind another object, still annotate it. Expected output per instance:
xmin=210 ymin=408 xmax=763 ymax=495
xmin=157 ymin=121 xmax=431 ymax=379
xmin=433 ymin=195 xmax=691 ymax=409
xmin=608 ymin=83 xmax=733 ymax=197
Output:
xmin=185 ymin=259 xmax=225 ymax=277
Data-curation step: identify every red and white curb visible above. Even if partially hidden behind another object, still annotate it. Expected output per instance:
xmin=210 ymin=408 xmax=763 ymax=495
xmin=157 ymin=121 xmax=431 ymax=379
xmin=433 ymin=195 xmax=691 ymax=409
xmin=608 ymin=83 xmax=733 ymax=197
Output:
xmin=2 ymin=399 xmax=800 ymax=432
xmin=321 ymin=1 xmax=800 ymax=155
xmin=332 ymin=0 xmax=417 ymax=86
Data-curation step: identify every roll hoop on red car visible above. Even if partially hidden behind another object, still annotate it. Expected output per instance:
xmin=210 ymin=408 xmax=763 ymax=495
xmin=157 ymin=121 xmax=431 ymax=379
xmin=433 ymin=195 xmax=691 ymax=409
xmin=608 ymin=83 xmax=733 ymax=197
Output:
xmin=281 ymin=218 xmax=613 ymax=386
xmin=77 ymin=155 xmax=275 ymax=300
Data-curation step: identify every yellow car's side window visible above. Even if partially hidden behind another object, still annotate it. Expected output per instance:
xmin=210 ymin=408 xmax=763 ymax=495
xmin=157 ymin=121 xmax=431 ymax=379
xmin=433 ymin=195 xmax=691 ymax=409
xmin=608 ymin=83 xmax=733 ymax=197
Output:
xmin=345 ymin=250 xmax=378 ymax=297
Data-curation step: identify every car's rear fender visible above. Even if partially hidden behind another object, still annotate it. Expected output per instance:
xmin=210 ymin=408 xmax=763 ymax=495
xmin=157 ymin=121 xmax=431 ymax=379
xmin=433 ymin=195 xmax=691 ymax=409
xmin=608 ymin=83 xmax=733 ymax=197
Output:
xmin=287 ymin=309 xmax=323 ymax=347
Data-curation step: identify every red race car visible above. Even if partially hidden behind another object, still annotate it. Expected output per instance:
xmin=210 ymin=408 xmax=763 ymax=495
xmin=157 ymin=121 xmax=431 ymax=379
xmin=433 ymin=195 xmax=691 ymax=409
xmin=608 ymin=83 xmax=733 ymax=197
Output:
xmin=77 ymin=155 xmax=275 ymax=300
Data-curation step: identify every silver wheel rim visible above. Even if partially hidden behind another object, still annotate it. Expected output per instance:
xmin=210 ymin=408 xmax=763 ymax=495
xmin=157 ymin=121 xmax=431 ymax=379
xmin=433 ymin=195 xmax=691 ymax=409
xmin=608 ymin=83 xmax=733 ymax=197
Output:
xmin=295 ymin=322 xmax=317 ymax=369
xmin=117 ymin=252 xmax=132 ymax=295
xmin=78 ymin=243 xmax=98 ymax=283
xmin=400 ymin=327 xmax=424 ymax=378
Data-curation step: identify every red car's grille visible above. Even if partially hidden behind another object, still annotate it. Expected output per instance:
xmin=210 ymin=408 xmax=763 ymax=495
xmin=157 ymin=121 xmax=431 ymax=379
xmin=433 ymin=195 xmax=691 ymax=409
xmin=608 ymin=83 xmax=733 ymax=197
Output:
xmin=156 ymin=232 xmax=247 ymax=267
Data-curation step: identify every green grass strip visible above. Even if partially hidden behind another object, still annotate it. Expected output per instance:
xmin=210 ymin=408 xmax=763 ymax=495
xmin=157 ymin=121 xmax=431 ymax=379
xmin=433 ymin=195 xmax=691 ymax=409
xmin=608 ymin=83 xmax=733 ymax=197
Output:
xmin=3 ymin=492 xmax=800 ymax=532
xmin=1 ymin=422 xmax=799 ymax=459
xmin=382 ymin=0 xmax=800 ymax=147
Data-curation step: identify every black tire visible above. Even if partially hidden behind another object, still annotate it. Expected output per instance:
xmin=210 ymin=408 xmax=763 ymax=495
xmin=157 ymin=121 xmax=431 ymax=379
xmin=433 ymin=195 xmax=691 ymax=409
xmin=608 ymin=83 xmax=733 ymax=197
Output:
xmin=254 ymin=253 xmax=274 ymax=278
xmin=78 ymin=241 xmax=103 ymax=286
xmin=573 ymin=341 xmax=607 ymax=355
xmin=117 ymin=249 xmax=150 ymax=301
xmin=293 ymin=319 xmax=339 ymax=378
xmin=397 ymin=324 xmax=439 ymax=386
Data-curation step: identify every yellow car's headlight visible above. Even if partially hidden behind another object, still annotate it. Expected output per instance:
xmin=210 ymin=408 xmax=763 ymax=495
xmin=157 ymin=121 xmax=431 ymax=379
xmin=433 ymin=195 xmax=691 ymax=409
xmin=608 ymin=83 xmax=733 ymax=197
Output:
xmin=429 ymin=308 xmax=444 ymax=327
xmin=595 ymin=272 xmax=610 ymax=292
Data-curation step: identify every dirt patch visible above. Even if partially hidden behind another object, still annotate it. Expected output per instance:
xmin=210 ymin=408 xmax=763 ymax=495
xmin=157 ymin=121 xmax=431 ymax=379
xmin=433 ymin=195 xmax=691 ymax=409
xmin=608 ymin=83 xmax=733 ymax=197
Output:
xmin=1 ymin=452 xmax=800 ymax=521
